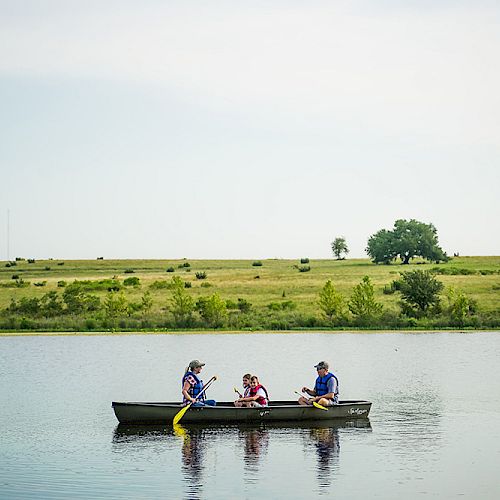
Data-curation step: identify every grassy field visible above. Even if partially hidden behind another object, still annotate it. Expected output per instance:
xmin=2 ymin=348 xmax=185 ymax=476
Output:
xmin=1 ymin=256 xmax=499 ymax=330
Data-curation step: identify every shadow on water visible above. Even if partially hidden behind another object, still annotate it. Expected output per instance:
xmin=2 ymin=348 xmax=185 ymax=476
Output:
xmin=112 ymin=419 xmax=371 ymax=497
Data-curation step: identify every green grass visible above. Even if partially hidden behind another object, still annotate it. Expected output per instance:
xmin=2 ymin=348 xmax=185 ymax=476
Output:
xmin=1 ymin=256 xmax=499 ymax=318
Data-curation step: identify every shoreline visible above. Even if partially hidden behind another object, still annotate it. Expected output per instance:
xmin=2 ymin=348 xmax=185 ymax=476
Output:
xmin=1 ymin=328 xmax=498 ymax=337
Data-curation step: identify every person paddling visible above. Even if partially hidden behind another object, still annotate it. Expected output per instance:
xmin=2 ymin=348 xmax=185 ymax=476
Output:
xmin=234 ymin=373 xmax=252 ymax=407
xmin=181 ymin=360 xmax=216 ymax=407
xmin=298 ymin=361 xmax=339 ymax=407
xmin=236 ymin=375 xmax=269 ymax=408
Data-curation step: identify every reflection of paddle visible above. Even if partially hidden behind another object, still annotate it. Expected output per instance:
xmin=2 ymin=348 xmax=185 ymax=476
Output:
xmin=173 ymin=376 xmax=217 ymax=425
xmin=294 ymin=391 xmax=328 ymax=411
xmin=233 ymin=387 xmax=243 ymax=398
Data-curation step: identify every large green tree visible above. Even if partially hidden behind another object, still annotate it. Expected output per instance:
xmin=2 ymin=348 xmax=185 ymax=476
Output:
xmin=398 ymin=270 xmax=444 ymax=316
xmin=366 ymin=219 xmax=448 ymax=264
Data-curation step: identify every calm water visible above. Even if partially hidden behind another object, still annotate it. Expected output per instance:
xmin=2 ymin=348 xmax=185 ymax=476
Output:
xmin=1 ymin=332 xmax=500 ymax=499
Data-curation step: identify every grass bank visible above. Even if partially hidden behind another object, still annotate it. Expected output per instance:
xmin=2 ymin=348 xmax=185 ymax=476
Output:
xmin=1 ymin=256 xmax=499 ymax=332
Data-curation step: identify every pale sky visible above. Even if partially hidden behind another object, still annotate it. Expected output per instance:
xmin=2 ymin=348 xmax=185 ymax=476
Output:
xmin=1 ymin=0 xmax=499 ymax=260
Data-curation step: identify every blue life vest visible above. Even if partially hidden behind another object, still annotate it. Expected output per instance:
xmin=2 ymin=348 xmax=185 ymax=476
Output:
xmin=182 ymin=371 xmax=205 ymax=403
xmin=314 ymin=372 xmax=338 ymax=397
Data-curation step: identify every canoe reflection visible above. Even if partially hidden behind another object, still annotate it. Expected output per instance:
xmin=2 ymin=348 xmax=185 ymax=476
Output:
xmin=112 ymin=418 xmax=371 ymax=495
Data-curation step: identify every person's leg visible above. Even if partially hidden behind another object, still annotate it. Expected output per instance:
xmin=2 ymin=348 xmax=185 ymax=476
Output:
xmin=204 ymin=399 xmax=216 ymax=406
xmin=318 ymin=398 xmax=335 ymax=407
xmin=298 ymin=396 xmax=312 ymax=406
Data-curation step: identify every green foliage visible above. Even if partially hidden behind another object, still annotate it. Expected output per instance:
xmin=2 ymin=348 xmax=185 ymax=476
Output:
xmin=349 ymin=276 xmax=383 ymax=321
xmin=57 ymin=280 xmax=67 ymax=287
xmin=431 ymin=267 xmax=477 ymax=276
xmin=318 ymin=280 xmax=347 ymax=322
xmin=123 ymin=276 xmax=141 ymax=286
xmin=66 ymin=279 xmax=121 ymax=292
xmin=300 ymin=258 xmax=310 ymax=264
xmin=57 ymin=262 xmax=65 ymax=266
xmin=196 ymin=293 xmax=228 ymax=327
xmin=446 ymin=288 xmax=477 ymax=325
xmin=201 ymin=282 xmax=212 ymax=288
xmin=252 ymin=261 xmax=263 ymax=267
xmin=170 ymin=276 xmax=195 ymax=326
xmin=39 ymin=291 xmax=64 ymax=317
xmin=195 ymin=271 xmax=207 ymax=280
xmin=298 ymin=266 xmax=311 ymax=273
xmin=150 ymin=280 xmax=171 ymax=289
xmin=124 ymin=269 xmax=134 ymax=274
xmin=62 ymin=287 xmax=101 ymax=314
xmin=33 ymin=281 xmax=47 ymax=287
xmin=367 ymin=219 xmax=448 ymax=265
xmin=0 ymin=278 xmax=30 ymax=288
xmin=398 ymin=270 xmax=444 ymax=317
xmin=237 ymin=298 xmax=252 ymax=312
xmin=267 ymin=300 xmax=296 ymax=311
xmin=103 ymin=291 xmax=128 ymax=318
xmin=184 ymin=281 xmax=192 ymax=288
xmin=178 ymin=262 xmax=191 ymax=268
xmin=27 ymin=259 xmax=36 ymax=264
xmin=166 ymin=267 xmax=175 ymax=272
xmin=44 ymin=266 xmax=51 ymax=271
xmin=141 ymin=291 xmax=153 ymax=314
xmin=331 ymin=237 xmax=349 ymax=260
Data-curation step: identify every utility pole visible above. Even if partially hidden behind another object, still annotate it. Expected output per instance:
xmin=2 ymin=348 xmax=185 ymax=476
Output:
xmin=6 ymin=209 xmax=10 ymax=262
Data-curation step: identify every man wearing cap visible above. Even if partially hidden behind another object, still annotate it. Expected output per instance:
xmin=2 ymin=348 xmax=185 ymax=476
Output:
xmin=298 ymin=361 xmax=339 ymax=407
xmin=181 ymin=359 xmax=216 ymax=407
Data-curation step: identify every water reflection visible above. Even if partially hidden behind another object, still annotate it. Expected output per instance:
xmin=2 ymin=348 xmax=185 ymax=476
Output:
xmin=113 ymin=419 xmax=371 ymax=497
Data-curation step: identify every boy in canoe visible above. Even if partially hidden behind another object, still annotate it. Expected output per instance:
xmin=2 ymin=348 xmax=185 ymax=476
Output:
xmin=234 ymin=373 xmax=252 ymax=407
xmin=235 ymin=375 xmax=269 ymax=407
xmin=298 ymin=361 xmax=339 ymax=407
xmin=181 ymin=359 xmax=216 ymax=407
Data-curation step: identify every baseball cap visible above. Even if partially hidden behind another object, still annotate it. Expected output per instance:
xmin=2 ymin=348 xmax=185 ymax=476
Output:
xmin=189 ymin=359 xmax=205 ymax=369
xmin=314 ymin=361 xmax=329 ymax=370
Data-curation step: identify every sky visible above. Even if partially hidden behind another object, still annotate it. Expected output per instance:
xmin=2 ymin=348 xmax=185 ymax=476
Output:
xmin=1 ymin=0 xmax=499 ymax=260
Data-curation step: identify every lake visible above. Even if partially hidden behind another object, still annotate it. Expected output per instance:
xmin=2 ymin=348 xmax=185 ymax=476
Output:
xmin=1 ymin=331 xmax=499 ymax=499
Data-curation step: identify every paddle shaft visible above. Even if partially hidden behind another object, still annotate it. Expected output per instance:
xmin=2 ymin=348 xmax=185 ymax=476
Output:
xmin=294 ymin=390 xmax=328 ymax=411
xmin=173 ymin=376 xmax=217 ymax=425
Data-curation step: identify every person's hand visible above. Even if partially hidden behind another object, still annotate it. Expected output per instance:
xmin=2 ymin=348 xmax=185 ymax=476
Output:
xmin=302 ymin=386 xmax=309 ymax=393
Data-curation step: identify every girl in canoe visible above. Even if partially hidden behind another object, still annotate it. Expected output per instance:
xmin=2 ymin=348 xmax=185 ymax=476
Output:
xmin=182 ymin=359 xmax=216 ymax=407
xmin=234 ymin=373 xmax=252 ymax=407
xmin=235 ymin=375 xmax=269 ymax=408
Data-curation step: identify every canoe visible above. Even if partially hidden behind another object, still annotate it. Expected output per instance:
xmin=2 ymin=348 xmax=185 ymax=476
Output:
xmin=112 ymin=400 xmax=372 ymax=424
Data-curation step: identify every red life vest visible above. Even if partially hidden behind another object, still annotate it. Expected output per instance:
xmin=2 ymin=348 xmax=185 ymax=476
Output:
xmin=249 ymin=384 xmax=269 ymax=406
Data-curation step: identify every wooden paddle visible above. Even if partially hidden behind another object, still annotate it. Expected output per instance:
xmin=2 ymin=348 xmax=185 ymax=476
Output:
xmin=294 ymin=390 xmax=328 ymax=411
xmin=173 ymin=376 xmax=217 ymax=425
xmin=233 ymin=387 xmax=243 ymax=397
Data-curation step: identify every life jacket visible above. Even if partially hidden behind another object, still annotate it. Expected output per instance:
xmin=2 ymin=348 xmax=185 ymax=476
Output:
xmin=182 ymin=371 xmax=205 ymax=403
xmin=249 ymin=384 xmax=269 ymax=406
xmin=314 ymin=372 xmax=338 ymax=397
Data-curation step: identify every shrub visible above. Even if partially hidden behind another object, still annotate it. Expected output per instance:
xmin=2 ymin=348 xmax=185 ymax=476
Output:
xmin=195 ymin=272 xmax=207 ymax=280
xmin=57 ymin=262 xmax=64 ymax=266
xmin=349 ymin=276 xmax=383 ymax=321
xmin=184 ymin=282 xmax=192 ymax=288
xmin=97 ymin=257 xmax=104 ymax=260
xmin=254 ymin=275 xmax=260 ymax=279
xmin=15 ymin=257 xmax=25 ymax=261
xmin=124 ymin=277 xmax=141 ymax=286
xmin=34 ymin=281 xmax=47 ymax=287
xmin=267 ymin=301 xmax=296 ymax=311
xmin=383 ymin=280 xmax=401 ymax=295
xmin=57 ymin=281 xmax=67 ymax=287
xmin=104 ymin=291 xmax=128 ymax=318
xmin=300 ymin=258 xmax=310 ymax=264
xmin=318 ymin=280 xmax=347 ymax=322
xmin=170 ymin=276 xmax=195 ymax=326
xmin=150 ymin=280 xmax=171 ymax=289
xmin=398 ymin=270 xmax=444 ymax=317
xmin=166 ymin=267 xmax=175 ymax=273
xmin=196 ymin=293 xmax=228 ymax=327
xmin=252 ymin=261 xmax=263 ymax=267
xmin=178 ymin=262 xmax=191 ymax=268
xmin=124 ymin=269 xmax=134 ymax=274
xmin=201 ymin=282 xmax=212 ymax=288
xmin=11 ymin=274 xmax=20 ymax=280
xmin=7 ymin=297 xmax=41 ymax=316
xmin=44 ymin=266 xmax=51 ymax=271
xmin=27 ymin=259 xmax=36 ymax=264
xmin=237 ymin=298 xmax=252 ymax=313
xmin=446 ymin=287 xmax=477 ymax=325
xmin=63 ymin=287 xmax=101 ymax=314
xmin=66 ymin=279 xmax=121 ymax=292
xmin=298 ymin=266 xmax=311 ymax=273
xmin=84 ymin=319 xmax=97 ymax=330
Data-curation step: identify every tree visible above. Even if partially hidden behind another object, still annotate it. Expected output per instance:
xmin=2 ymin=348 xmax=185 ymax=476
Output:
xmin=331 ymin=237 xmax=349 ymax=260
xmin=366 ymin=219 xmax=448 ymax=264
xmin=349 ymin=276 xmax=383 ymax=321
xmin=170 ymin=276 xmax=195 ymax=326
xmin=318 ymin=280 xmax=347 ymax=323
xmin=196 ymin=293 xmax=228 ymax=328
xmin=398 ymin=270 xmax=444 ymax=317
xmin=104 ymin=291 xmax=128 ymax=318
xmin=446 ymin=287 xmax=476 ymax=325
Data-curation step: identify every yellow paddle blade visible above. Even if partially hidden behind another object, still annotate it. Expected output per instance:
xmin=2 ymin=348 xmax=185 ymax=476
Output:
xmin=312 ymin=401 xmax=328 ymax=411
xmin=173 ymin=423 xmax=188 ymax=438
xmin=173 ymin=403 xmax=191 ymax=425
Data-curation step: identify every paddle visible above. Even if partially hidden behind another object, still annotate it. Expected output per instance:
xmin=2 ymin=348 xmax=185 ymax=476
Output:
xmin=233 ymin=387 xmax=243 ymax=397
xmin=173 ymin=376 xmax=217 ymax=425
xmin=294 ymin=390 xmax=328 ymax=411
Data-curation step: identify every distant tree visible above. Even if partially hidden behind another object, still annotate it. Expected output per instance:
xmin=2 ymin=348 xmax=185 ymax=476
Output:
xmin=318 ymin=280 xmax=347 ymax=322
xmin=141 ymin=291 xmax=153 ymax=314
xmin=331 ymin=237 xmax=349 ymax=260
xmin=196 ymin=293 xmax=228 ymax=328
xmin=445 ymin=287 xmax=476 ymax=325
xmin=398 ymin=270 xmax=444 ymax=317
xmin=170 ymin=276 xmax=195 ymax=326
xmin=104 ymin=291 xmax=128 ymax=318
xmin=349 ymin=276 xmax=383 ymax=321
xmin=366 ymin=219 xmax=448 ymax=264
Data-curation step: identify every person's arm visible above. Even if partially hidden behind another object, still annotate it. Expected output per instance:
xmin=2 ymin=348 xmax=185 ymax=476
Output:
xmin=302 ymin=386 xmax=317 ymax=397
xmin=239 ymin=394 xmax=259 ymax=402
xmin=182 ymin=380 xmax=195 ymax=403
